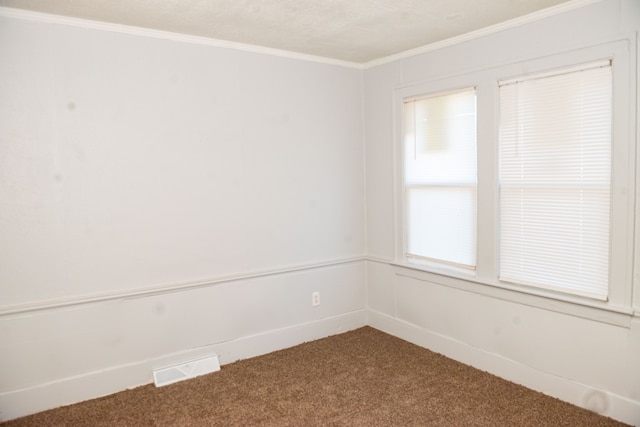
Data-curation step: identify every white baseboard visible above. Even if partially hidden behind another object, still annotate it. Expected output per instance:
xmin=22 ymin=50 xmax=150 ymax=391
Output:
xmin=212 ymin=310 xmax=367 ymax=366
xmin=5 ymin=309 xmax=636 ymax=426
xmin=0 ymin=310 xmax=367 ymax=422
xmin=367 ymin=310 xmax=640 ymax=427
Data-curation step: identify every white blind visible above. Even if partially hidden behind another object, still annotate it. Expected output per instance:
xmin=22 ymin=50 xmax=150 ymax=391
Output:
xmin=498 ymin=61 xmax=612 ymax=300
xmin=404 ymin=88 xmax=477 ymax=268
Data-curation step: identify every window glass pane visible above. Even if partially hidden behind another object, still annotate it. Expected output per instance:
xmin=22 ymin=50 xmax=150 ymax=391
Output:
xmin=407 ymin=187 xmax=476 ymax=267
xmin=499 ymin=62 xmax=612 ymax=299
xmin=405 ymin=89 xmax=477 ymax=185
xmin=404 ymin=88 xmax=477 ymax=268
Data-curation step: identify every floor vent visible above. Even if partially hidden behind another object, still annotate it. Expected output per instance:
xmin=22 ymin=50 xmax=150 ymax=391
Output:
xmin=153 ymin=354 xmax=220 ymax=387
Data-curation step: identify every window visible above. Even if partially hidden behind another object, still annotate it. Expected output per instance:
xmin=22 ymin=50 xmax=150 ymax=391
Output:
xmin=403 ymin=88 xmax=477 ymax=269
xmin=396 ymin=41 xmax=634 ymax=316
xmin=498 ymin=62 xmax=612 ymax=300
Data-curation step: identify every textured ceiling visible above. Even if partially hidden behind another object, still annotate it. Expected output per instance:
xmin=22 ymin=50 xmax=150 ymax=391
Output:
xmin=0 ymin=0 xmax=575 ymax=63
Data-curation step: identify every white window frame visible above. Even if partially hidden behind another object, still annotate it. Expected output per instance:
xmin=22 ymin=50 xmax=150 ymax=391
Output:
xmin=402 ymin=87 xmax=478 ymax=271
xmin=393 ymin=39 xmax=635 ymax=325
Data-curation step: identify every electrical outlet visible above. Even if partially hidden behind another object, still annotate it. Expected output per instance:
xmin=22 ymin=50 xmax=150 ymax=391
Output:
xmin=312 ymin=291 xmax=320 ymax=306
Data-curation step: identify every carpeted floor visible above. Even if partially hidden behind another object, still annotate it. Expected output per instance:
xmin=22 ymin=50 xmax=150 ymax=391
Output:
xmin=2 ymin=326 xmax=629 ymax=426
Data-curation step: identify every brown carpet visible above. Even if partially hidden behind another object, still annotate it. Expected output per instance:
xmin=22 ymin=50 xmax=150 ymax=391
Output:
xmin=2 ymin=326 xmax=629 ymax=426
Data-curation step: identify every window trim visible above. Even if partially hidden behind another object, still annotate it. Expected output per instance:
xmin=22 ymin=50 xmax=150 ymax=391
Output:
xmin=392 ymin=39 xmax=635 ymax=324
xmin=398 ymin=84 xmax=479 ymax=272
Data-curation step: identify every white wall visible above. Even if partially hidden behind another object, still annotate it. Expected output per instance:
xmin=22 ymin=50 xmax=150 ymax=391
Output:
xmin=0 ymin=13 xmax=366 ymax=421
xmin=364 ymin=0 xmax=640 ymax=425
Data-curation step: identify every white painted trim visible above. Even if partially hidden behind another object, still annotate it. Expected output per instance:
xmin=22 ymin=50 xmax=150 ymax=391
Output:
xmin=362 ymin=0 xmax=605 ymax=69
xmin=393 ymin=262 xmax=635 ymax=327
xmin=0 ymin=0 xmax=603 ymax=70
xmin=635 ymin=29 xmax=640 ymax=313
xmin=364 ymin=255 xmax=394 ymax=265
xmin=368 ymin=310 xmax=640 ymax=427
xmin=0 ymin=310 xmax=367 ymax=422
xmin=0 ymin=6 xmax=361 ymax=69
xmin=0 ymin=256 xmax=367 ymax=316
xmin=363 ymin=255 xmax=636 ymax=327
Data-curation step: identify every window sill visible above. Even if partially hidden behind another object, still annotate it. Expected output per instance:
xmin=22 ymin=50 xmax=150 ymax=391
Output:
xmin=389 ymin=260 xmax=634 ymax=328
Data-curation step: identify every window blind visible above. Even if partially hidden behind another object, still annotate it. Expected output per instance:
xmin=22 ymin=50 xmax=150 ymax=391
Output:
xmin=498 ymin=61 xmax=612 ymax=300
xmin=404 ymin=88 xmax=477 ymax=268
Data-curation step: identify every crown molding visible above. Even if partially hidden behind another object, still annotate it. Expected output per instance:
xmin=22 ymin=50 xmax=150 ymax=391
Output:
xmin=362 ymin=0 xmax=605 ymax=69
xmin=0 ymin=0 xmax=604 ymax=70
xmin=0 ymin=6 xmax=362 ymax=69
